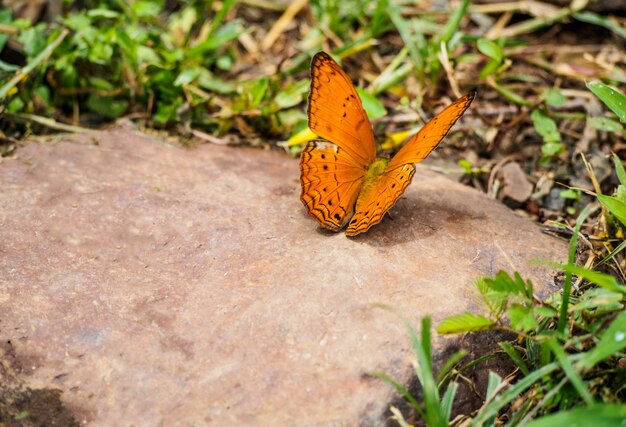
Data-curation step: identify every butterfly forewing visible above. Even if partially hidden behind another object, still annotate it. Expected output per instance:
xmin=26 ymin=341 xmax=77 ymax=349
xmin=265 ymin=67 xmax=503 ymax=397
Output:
xmin=346 ymin=164 xmax=416 ymax=236
xmin=300 ymin=140 xmax=366 ymax=231
xmin=386 ymin=92 xmax=476 ymax=170
xmin=308 ymin=52 xmax=377 ymax=167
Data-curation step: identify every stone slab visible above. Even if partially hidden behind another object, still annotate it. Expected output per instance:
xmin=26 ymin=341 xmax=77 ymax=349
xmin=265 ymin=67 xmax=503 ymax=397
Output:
xmin=0 ymin=126 xmax=566 ymax=425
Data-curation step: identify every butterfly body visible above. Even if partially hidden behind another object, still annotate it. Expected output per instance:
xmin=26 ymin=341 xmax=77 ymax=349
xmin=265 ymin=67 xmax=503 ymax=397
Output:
xmin=300 ymin=51 xmax=475 ymax=236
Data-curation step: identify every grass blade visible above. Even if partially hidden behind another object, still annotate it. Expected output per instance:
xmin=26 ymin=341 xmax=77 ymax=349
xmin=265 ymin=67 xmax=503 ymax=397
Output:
xmin=484 ymin=371 xmax=502 ymax=427
xmin=557 ymin=204 xmax=593 ymax=335
xmin=470 ymin=362 xmax=560 ymax=426
xmin=577 ymin=310 xmax=626 ymax=370
xmin=612 ymin=153 xmax=626 ymax=187
xmin=587 ymin=81 xmax=626 ymax=123
xmin=545 ymin=338 xmax=594 ymax=406
xmin=597 ymin=194 xmax=626 ymax=228
xmin=440 ymin=382 xmax=458 ymax=422
xmin=436 ymin=0 xmax=470 ymax=44
xmin=368 ymin=371 xmax=423 ymax=416
xmin=522 ymin=404 xmax=626 ymax=427
xmin=0 ymin=28 xmax=69 ymax=100
xmin=499 ymin=342 xmax=530 ymax=376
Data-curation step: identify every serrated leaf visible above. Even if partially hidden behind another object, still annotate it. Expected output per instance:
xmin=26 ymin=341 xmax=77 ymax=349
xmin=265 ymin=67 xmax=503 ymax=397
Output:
xmin=486 ymin=271 xmax=532 ymax=298
xmin=436 ymin=312 xmax=495 ymax=334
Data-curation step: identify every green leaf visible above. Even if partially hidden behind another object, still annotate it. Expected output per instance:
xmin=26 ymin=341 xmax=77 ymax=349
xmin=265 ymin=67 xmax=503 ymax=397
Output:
xmin=541 ymin=88 xmax=565 ymax=106
xmin=541 ymin=141 xmax=565 ymax=158
xmin=132 ymin=0 xmax=162 ymax=18
xmin=436 ymin=312 xmax=495 ymax=334
xmin=533 ymin=305 xmax=557 ymax=318
xmin=598 ymin=194 xmax=626 ymax=227
xmin=578 ymin=311 xmax=626 ymax=370
xmin=18 ymin=25 xmax=47 ymax=59
xmin=137 ymin=45 xmax=161 ymax=65
xmin=0 ymin=60 xmax=19 ymax=72
xmin=552 ymin=262 xmax=626 ymax=294
xmin=249 ymin=77 xmax=269 ymax=109
xmin=187 ymin=20 xmax=245 ymax=58
xmin=572 ymin=288 xmax=624 ymax=312
xmin=560 ymin=188 xmax=580 ymax=200
xmin=275 ymin=80 xmax=308 ymax=109
xmin=174 ymin=68 xmax=199 ymax=87
xmin=86 ymin=95 xmax=128 ymax=119
xmin=0 ymin=9 xmax=11 ymax=51
xmin=587 ymin=81 xmax=626 ymax=123
xmin=356 ymin=88 xmax=387 ymax=120
xmin=508 ymin=305 xmax=538 ymax=332
xmin=87 ymin=8 xmax=120 ymax=19
xmin=531 ymin=109 xmax=561 ymax=143
xmin=486 ymin=271 xmax=533 ymax=299
xmin=63 ymin=13 xmax=91 ymax=32
xmin=477 ymin=39 xmax=503 ymax=62
xmin=523 ymin=404 xmax=626 ymax=427
xmin=589 ymin=117 xmax=624 ymax=132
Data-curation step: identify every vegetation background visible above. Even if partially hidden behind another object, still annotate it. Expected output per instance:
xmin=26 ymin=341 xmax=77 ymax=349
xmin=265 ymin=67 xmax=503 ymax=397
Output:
xmin=1 ymin=0 xmax=625 ymax=425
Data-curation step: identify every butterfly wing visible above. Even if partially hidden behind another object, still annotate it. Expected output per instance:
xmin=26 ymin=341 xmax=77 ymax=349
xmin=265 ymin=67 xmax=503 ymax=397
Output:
xmin=308 ymin=51 xmax=377 ymax=167
xmin=345 ymin=164 xmax=415 ymax=236
xmin=386 ymin=91 xmax=475 ymax=170
xmin=346 ymin=92 xmax=475 ymax=236
xmin=301 ymin=51 xmax=378 ymax=231
xmin=300 ymin=140 xmax=366 ymax=231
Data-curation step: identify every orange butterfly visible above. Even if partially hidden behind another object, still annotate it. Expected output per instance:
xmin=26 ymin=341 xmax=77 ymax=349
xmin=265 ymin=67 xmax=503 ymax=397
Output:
xmin=300 ymin=51 xmax=475 ymax=236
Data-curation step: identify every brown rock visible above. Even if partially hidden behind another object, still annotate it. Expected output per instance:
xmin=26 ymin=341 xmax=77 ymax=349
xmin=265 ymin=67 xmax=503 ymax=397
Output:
xmin=497 ymin=162 xmax=534 ymax=204
xmin=0 ymin=127 xmax=566 ymax=425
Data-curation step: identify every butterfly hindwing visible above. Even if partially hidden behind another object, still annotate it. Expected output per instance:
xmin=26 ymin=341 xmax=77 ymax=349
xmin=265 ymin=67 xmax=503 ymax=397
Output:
xmin=300 ymin=140 xmax=366 ymax=231
xmin=346 ymin=164 xmax=415 ymax=236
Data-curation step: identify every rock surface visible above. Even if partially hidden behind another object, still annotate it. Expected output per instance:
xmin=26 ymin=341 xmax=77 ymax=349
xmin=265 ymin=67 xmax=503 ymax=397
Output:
xmin=0 ymin=126 xmax=566 ymax=425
